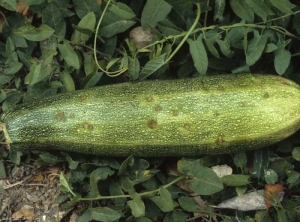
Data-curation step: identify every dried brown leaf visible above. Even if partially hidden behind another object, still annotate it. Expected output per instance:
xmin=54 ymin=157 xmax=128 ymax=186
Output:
xmin=264 ymin=184 xmax=285 ymax=211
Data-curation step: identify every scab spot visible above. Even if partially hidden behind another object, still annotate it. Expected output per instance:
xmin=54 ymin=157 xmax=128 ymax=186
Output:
xmin=263 ymin=92 xmax=269 ymax=98
xmin=218 ymin=85 xmax=225 ymax=91
xmin=172 ymin=110 xmax=179 ymax=116
xmin=78 ymin=94 xmax=88 ymax=102
xmin=83 ymin=122 xmax=93 ymax=131
xmin=155 ymin=105 xmax=162 ymax=111
xmin=213 ymin=112 xmax=220 ymax=117
xmin=70 ymin=113 xmax=75 ymax=118
xmin=146 ymin=96 xmax=153 ymax=102
xmin=56 ymin=111 xmax=65 ymax=121
xmin=215 ymin=136 xmax=223 ymax=145
xmin=184 ymin=123 xmax=191 ymax=130
xmin=148 ymin=119 xmax=157 ymax=129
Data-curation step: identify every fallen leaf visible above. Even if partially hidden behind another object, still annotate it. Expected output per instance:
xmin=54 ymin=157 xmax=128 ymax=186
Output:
xmin=12 ymin=205 xmax=35 ymax=222
xmin=264 ymin=184 xmax=285 ymax=211
xmin=17 ymin=2 xmax=32 ymax=17
xmin=176 ymin=178 xmax=193 ymax=193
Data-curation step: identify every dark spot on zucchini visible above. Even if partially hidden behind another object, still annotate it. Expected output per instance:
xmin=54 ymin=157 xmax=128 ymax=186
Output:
xmin=56 ymin=111 xmax=65 ymax=121
xmin=214 ymin=112 xmax=220 ymax=117
xmin=215 ymin=136 xmax=223 ymax=144
xmin=83 ymin=122 xmax=93 ymax=131
xmin=172 ymin=110 xmax=179 ymax=116
xmin=70 ymin=113 xmax=75 ymax=118
xmin=148 ymin=119 xmax=157 ymax=129
xmin=263 ymin=92 xmax=269 ymax=98
xmin=155 ymin=105 xmax=162 ymax=111
xmin=184 ymin=123 xmax=191 ymax=130
xmin=146 ymin=96 xmax=153 ymax=102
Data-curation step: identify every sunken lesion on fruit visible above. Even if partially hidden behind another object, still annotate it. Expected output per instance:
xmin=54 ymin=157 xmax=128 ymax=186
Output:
xmin=148 ymin=119 xmax=157 ymax=129
xmin=263 ymin=92 xmax=270 ymax=98
xmin=56 ymin=110 xmax=65 ymax=121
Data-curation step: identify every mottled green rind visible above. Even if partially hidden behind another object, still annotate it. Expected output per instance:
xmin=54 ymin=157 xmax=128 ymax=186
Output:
xmin=3 ymin=74 xmax=300 ymax=156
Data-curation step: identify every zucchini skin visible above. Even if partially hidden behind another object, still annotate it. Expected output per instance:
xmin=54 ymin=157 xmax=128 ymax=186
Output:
xmin=2 ymin=74 xmax=300 ymax=156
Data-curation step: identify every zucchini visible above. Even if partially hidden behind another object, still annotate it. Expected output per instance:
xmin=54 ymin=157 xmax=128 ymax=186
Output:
xmin=2 ymin=74 xmax=300 ymax=156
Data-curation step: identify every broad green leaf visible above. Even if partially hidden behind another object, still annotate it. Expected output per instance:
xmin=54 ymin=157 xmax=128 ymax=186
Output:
xmin=0 ymin=160 xmax=6 ymax=178
xmin=71 ymin=12 xmax=96 ymax=44
xmin=60 ymin=71 xmax=75 ymax=92
xmin=178 ymin=159 xmax=223 ymax=195
xmin=141 ymin=0 xmax=172 ymax=29
xmin=9 ymin=151 xmax=22 ymax=165
xmin=15 ymin=24 xmax=55 ymax=41
xmin=264 ymin=169 xmax=278 ymax=184
xmin=59 ymin=172 xmax=74 ymax=194
xmin=0 ymin=90 xmax=6 ymax=103
xmin=230 ymin=0 xmax=254 ymax=22
xmin=139 ymin=54 xmax=166 ymax=80
xmin=292 ymin=147 xmax=300 ymax=161
xmin=83 ymin=52 xmax=98 ymax=76
xmin=187 ymin=35 xmax=208 ymax=75
xmin=128 ymin=193 xmax=145 ymax=218
xmin=128 ymin=56 xmax=140 ymax=80
xmin=157 ymin=19 xmax=182 ymax=39
xmin=150 ymin=188 xmax=174 ymax=212
xmin=163 ymin=211 xmax=188 ymax=222
xmin=73 ymin=0 xmax=101 ymax=18
xmin=24 ymin=63 xmax=43 ymax=85
xmin=58 ymin=41 xmax=80 ymax=69
xmin=234 ymin=152 xmax=247 ymax=168
xmin=76 ymin=209 xmax=92 ymax=222
xmin=39 ymin=152 xmax=64 ymax=164
xmin=216 ymin=39 xmax=233 ymax=58
xmin=269 ymin=159 xmax=293 ymax=179
xmin=2 ymin=91 xmax=22 ymax=112
xmin=228 ymin=26 xmax=244 ymax=45
xmin=252 ymin=148 xmax=269 ymax=179
xmin=42 ymin=3 xmax=66 ymax=37
xmin=245 ymin=0 xmax=273 ymax=22
xmin=109 ymin=2 xmax=136 ymax=19
xmin=214 ymin=0 xmax=225 ymax=22
xmin=204 ymin=38 xmax=219 ymax=58
xmin=264 ymin=43 xmax=278 ymax=53
xmin=90 ymin=167 xmax=114 ymax=197
xmin=0 ymin=0 xmax=17 ymax=11
xmin=81 ymin=72 xmax=103 ymax=89
xmin=246 ymin=33 xmax=268 ymax=66
xmin=98 ymin=12 xmax=136 ymax=38
xmin=24 ymin=0 xmax=45 ymax=6
xmin=270 ymin=0 xmax=295 ymax=14
xmin=91 ymin=207 xmax=121 ymax=222
xmin=294 ymin=14 xmax=300 ymax=35
xmin=6 ymin=37 xmax=18 ymax=62
xmin=287 ymin=171 xmax=300 ymax=185
xmin=274 ymin=48 xmax=291 ymax=75
xmin=221 ymin=174 xmax=250 ymax=186
xmin=109 ymin=181 xmax=126 ymax=205
xmin=178 ymin=196 xmax=198 ymax=212
xmin=277 ymin=209 xmax=287 ymax=222
xmin=2 ymin=61 xmax=23 ymax=75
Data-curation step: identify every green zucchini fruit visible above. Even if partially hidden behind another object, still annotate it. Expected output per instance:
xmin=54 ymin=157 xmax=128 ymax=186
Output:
xmin=2 ymin=74 xmax=300 ymax=156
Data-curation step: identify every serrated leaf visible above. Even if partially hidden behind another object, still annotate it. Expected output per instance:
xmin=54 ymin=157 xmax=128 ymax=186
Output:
xmin=246 ymin=33 xmax=268 ymax=66
xmin=60 ymin=71 xmax=75 ymax=92
xmin=274 ymin=48 xmax=291 ymax=75
xmin=15 ymin=24 xmax=55 ymax=41
xmin=230 ymin=0 xmax=254 ymax=22
xmin=128 ymin=56 xmax=140 ymax=80
xmin=150 ymin=188 xmax=174 ymax=212
xmin=91 ymin=207 xmax=121 ymax=222
xmin=221 ymin=175 xmax=250 ymax=186
xmin=178 ymin=159 xmax=223 ymax=195
xmin=214 ymin=0 xmax=225 ymax=22
xmin=58 ymin=41 xmax=80 ymax=69
xmin=71 ymin=12 xmax=96 ymax=44
xmin=141 ymin=0 xmax=172 ymax=29
xmin=109 ymin=2 xmax=136 ymax=19
xmin=128 ymin=193 xmax=145 ymax=218
xmin=139 ymin=54 xmax=165 ymax=80
xmin=187 ymin=35 xmax=208 ymax=75
xmin=270 ymin=0 xmax=295 ymax=14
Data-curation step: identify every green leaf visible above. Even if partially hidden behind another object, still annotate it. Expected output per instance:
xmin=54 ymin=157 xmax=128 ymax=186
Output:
xmin=0 ymin=160 xmax=6 ymax=178
xmin=230 ymin=0 xmax=254 ymax=22
xmin=277 ymin=209 xmax=287 ymax=222
xmin=150 ymin=188 xmax=174 ymax=212
xmin=292 ymin=147 xmax=300 ymax=161
xmin=204 ymin=38 xmax=219 ymax=58
xmin=216 ymin=39 xmax=233 ymax=58
xmin=60 ymin=71 xmax=75 ymax=92
xmin=187 ymin=35 xmax=208 ymax=75
xmin=42 ymin=3 xmax=66 ymax=37
xmin=59 ymin=172 xmax=74 ymax=195
xmin=39 ymin=152 xmax=64 ymax=164
xmin=221 ymin=174 xmax=250 ymax=186
xmin=90 ymin=167 xmax=114 ymax=197
xmin=2 ymin=61 xmax=23 ymax=75
xmin=178 ymin=159 xmax=223 ymax=195
xmin=73 ymin=0 xmax=101 ymax=18
xmin=214 ymin=0 xmax=225 ymax=22
xmin=264 ymin=43 xmax=278 ymax=53
xmin=178 ymin=196 xmax=198 ymax=212
xmin=24 ymin=63 xmax=43 ymax=85
xmin=6 ymin=37 xmax=18 ymax=63
xmin=128 ymin=193 xmax=145 ymax=218
xmin=287 ymin=171 xmax=300 ymax=185
xmin=9 ymin=151 xmax=22 ymax=165
xmin=264 ymin=169 xmax=278 ymax=184
xmin=24 ymin=0 xmax=45 ymax=6
xmin=15 ymin=24 xmax=55 ymax=41
xmin=98 ymin=12 xmax=136 ymax=38
xmin=71 ymin=12 xmax=96 ymax=44
xmin=128 ymin=56 xmax=140 ymax=80
xmin=270 ymin=0 xmax=295 ymax=14
xmin=83 ymin=52 xmax=98 ymax=76
xmin=109 ymin=2 xmax=136 ymax=20
xmin=58 ymin=41 xmax=80 ymax=69
xmin=246 ymin=33 xmax=268 ymax=66
xmin=252 ymin=148 xmax=269 ymax=179
xmin=234 ymin=152 xmax=247 ymax=168
xmin=81 ymin=72 xmax=103 ymax=89
xmin=141 ymin=0 xmax=172 ymax=29
xmin=0 ymin=90 xmax=6 ymax=103
xmin=139 ymin=54 xmax=166 ymax=80
xmin=91 ymin=207 xmax=121 ymax=222
xmin=274 ymin=48 xmax=291 ymax=75
xmin=244 ymin=0 xmax=273 ymax=22
xmin=0 ymin=0 xmax=17 ymax=11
